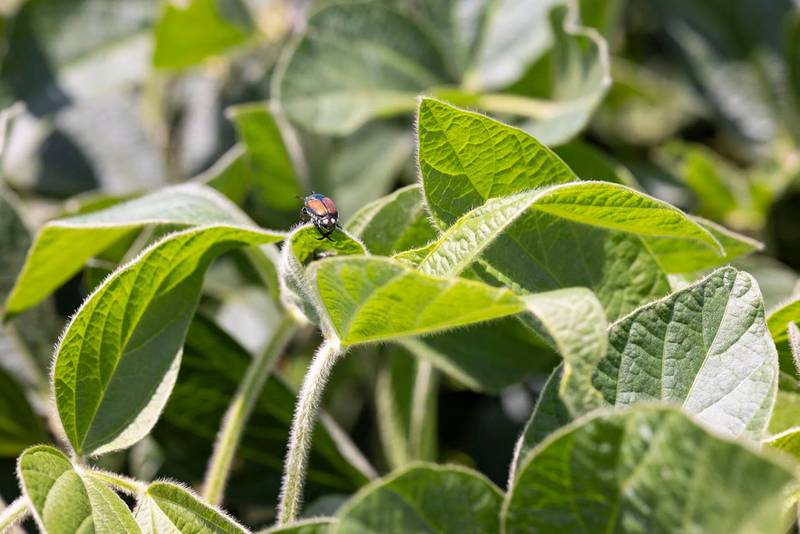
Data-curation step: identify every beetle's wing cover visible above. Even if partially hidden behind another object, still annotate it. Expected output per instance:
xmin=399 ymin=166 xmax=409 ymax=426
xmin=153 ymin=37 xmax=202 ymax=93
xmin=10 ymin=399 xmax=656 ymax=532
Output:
xmin=306 ymin=198 xmax=327 ymax=215
xmin=321 ymin=197 xmax=338 ymax=215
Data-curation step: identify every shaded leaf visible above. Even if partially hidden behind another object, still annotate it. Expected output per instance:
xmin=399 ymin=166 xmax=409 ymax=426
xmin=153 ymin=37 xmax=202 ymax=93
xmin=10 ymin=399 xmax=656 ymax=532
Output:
xmin=18 ymin=445 xmax=140 ymax=534
xmin=276 ymin=1 xmax=446 ymax=135
xmin=504 ymin=406 xmax=795 ymax=533
xmin=155 ymin=314 xmax=372 ymax=505
xmin=0 ymin=367 xmax=48 ymax=456
xmin=334 ymin=463 xmax=502 ymax=534
xmin=54 ymin=224 xmax=283 ymax=456
xmin=0 ymin=192 xmax=30 ymax=305
xmin=134 ymin=481 xmax=247 ymax=534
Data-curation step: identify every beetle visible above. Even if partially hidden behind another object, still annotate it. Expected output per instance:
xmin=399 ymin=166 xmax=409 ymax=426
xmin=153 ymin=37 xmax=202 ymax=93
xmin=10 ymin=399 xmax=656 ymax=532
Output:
xmin=301 ymin=192 xmax=340 ymax=240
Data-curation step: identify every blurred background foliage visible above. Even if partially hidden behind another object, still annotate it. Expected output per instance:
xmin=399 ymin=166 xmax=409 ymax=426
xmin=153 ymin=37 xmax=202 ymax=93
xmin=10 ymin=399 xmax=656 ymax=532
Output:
xmin=0 ymin=0 xmax=799 ymax=528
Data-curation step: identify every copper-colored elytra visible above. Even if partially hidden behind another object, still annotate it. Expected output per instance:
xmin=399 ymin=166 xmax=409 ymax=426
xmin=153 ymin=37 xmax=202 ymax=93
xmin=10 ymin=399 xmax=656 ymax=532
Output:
xmin=320 ymin=196 xmax=337 ymax=215
xmin=305 ymin=198 xmax=328 ymax=216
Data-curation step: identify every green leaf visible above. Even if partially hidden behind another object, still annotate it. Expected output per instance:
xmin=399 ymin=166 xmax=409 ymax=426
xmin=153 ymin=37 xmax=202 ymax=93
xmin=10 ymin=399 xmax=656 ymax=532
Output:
xmin=643 ymin=217 xmax=762 ymax=274
xmin=54 ymin=224 xmax=283 ymax=456
xmin=228 ymin=103 xmax=303 ymax=211
xmin=509 ymin=364 xmax=571 ymax=482
xmin=152 ymin=0 xmax=253 ymax=69
xmin=134 ymin=481 xmax=247 ymax=534
xmin=5 ymin=183 xmax=252 ymax=316
xmin=18 ymin=445 xmax=140 ymax=534
xmin=769 ymin=389 xmax=800 ymax=436
xmin=504 ymin=406 xmax=795 ymax=534
xmin=399 ymin=318 xmax=557 ymax=394
xmin=554 ymin=141 xmax=638 ymax=186
xmin=765 ymin=427 xmax=800 ymax=462
xmin=0 ymin=191 xmax=30 ymax=306
xmin=279 ymin=225 xmax=367 ymax=326
xmin=276 ymin=1 xmax=447 ymax=135
xmin=345 ymin=185 xmax=438 ymax=256
xmin=334 ymin=463 xmax=502 ymax=533
xmin=156 ymin=314 xmax=372 ymax=502
xmin=261 ymin=519 xmax=334 ymax=534
xmin=405 ymin=182 xmax=720 ymax=278
xmin=312 ymin=256 xmax=523 ymax=346
xmin=577 ymin=267 xmax=778 ymax=439
xmin=0 ymin=367 xmax=48 ymax=457
xmin=768 ymin=297 xmax=800 ymax=345
xmin=418 ymin=97 xmax=670 ymax=320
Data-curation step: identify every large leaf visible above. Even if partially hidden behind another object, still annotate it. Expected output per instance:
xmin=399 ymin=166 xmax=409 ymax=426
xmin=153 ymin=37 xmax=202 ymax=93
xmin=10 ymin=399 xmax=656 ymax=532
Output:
xmin=152 ymin=0 xmax=253 ymax=69
xmin=276 ymin=1 xmax=447 ymax=135
xmin=345 ymin=185 xmax=438 ymax=256
xmin=575 ymin=267 xmax=778 ymax=439
xmin=403 ymin=182 xmax=720 ymax=278
xmin=134 ymin=481 xmax=247 ymax=534
xmin=5 ymin=183 xmax=252 ymax=316
xmin=155 ymin=314 xmax=372 ymax=504
xmin=418 ymin=98 xmax=669 ymax=320
xmin=503 ymin=406 xmax=795 ymax=533
xmin=334 ymin=463 xmax=502 ymax=533
xmin=53 ymin=224 xmax=283 ymax=456
xmin=18 ymin=445 xmax=140 ymax=534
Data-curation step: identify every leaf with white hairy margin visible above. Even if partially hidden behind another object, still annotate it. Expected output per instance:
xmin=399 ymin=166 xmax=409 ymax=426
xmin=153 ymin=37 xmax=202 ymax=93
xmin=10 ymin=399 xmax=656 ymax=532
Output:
xmin=18 ymin=445 xmax=140 ymax=534
xmin=54 ymin=224 xmax=284 ymax=456
xmin=134 ymin=481 xmax=248 ymax=534
xmin=5 ymin=183 xmax=253 ymax=316
xmin=504 ymin=406 xmax=795 ymax=534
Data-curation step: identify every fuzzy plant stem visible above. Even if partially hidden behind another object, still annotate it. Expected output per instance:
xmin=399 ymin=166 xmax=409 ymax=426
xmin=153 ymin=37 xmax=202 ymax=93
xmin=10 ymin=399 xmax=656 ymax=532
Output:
xmin=0 ymin=496 xmax=30 ymax=533
xmin=202 ymin=314 xmax=297 ymax=506
xmin=277 ymin=339 xmax=343 ymax=525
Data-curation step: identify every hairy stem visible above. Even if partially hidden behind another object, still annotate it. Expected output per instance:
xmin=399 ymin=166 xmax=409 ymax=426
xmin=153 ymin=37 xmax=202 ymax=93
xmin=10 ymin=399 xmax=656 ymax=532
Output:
xmin=0 ymin=496 xmax=30 ymax=533
xmin=409 ymin=360 xmax=437 ymax=460
xmin=202 ymin=314 xmax=297 ymax=506
xmin=277 ymin=340 xmax=343 ymax=525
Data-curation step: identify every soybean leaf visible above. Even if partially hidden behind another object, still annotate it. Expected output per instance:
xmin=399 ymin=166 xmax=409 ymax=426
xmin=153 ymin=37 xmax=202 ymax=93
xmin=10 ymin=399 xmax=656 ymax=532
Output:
xmin=5 ymin=183 xmax=252 ymax=316
xmin=768 ymin=298 xmax=800 ymax=345
xmin=512 ymin=4 xmax=611 ymax=145
xmin=504 ymin=406 xmax=795 ymax=534
xmin=261 ymin=519 xmax=334 ymax=533
xmin=279 ymin=224 xmax=367 ymax=326
xmin=398 ymin=318 xmax=557 ymax=394
xmin=418 ymin=98 xmax=670 ymax=320
xmin=765 ymin=427 xmax=800 ymax=462
xmin=134 ymin=481 xmax=247 ymax=534
xmin=54 ymin=224 xmax=283 ymax=456
xmin=276 ymin=1 xmax=447 ymax=135
xmin=152 ymin=0 xmax=253 ymax=69
xmin=643 ymin=217 xmax=762 ymax=274
xmin=0 ymin=192 xmax=29 ymax=305
xmin=575 ymin=267 xmax=778 ymax=439
xmin=228 ymin=103 xmax=303 ymax=212
xmin=334 ymin=463 xmax=502 ymax=534
xmin=554 ymin=141 xmax=638 ymax=186
xmin=155 ymin=314 xmax=372 ymax=505
xmin=311 ymin=256 xmax=523 ymax=346
xmin=0 ymin=367 xmax=48 ymax=456
xmin=345 ymin=185 xmax=438 ymax=256
xmin=405 ymin=182 xmax=720 ymax=278
xmin=18 ymin=445 xmax=140 ymax=534
xmin=508 ymin=364 xmax=570 ymax=482
xmin=769 ymin=389 xmax=800 ymax=436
